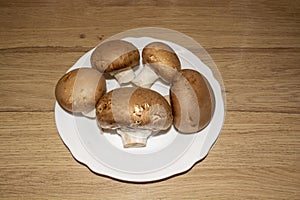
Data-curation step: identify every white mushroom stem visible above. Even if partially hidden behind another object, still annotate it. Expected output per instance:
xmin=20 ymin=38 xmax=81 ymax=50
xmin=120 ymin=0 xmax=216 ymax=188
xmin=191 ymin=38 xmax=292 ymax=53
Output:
xmin=132 ymin=64 xmax=159 ymax=88
xmin=81 ymin=108 xmax=96 ymax=118
xmin=116 ymin=128 xmax=153 ymax=148
xmin=112 ymin=68 xmax=135 ymax=84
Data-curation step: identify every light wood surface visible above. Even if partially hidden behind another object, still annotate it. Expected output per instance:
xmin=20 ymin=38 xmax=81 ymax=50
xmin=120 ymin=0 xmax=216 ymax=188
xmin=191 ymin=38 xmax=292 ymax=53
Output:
xmin=0 ymin=1 xmax=299 ymax=199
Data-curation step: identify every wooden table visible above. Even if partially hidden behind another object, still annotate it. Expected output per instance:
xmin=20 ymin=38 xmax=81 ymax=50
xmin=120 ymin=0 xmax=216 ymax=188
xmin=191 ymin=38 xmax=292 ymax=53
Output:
xmin=1 ymin=1 xmax=299 ymax=199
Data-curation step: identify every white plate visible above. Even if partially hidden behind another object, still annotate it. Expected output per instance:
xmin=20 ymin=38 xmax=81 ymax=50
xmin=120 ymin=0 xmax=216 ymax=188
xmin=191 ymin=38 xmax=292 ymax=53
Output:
xmin=55 ymin=37 xmax=225 ymax=182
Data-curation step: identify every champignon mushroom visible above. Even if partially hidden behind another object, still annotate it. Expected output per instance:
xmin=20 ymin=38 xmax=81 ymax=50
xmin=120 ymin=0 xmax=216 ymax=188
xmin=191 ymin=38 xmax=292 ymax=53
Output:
xmin=90 ymin=40 xmax=140 ymax=84
xmin=170 ymin=69 xmax=215 ymax=133
xmin=96 ymin=87 xmax=173 ymax=148
xmin=132 ymin=42 xmax=181 ymax=88
xmin=55 ymin=68 xmax=106 ymax=118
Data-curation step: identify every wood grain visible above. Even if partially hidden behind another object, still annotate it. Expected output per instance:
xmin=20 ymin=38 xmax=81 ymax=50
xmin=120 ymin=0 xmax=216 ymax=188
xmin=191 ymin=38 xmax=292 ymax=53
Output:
xmin=0 ymin=1 xmax=299 ymax=49
xmin=0 ymin=0 xmax=299 ymax=199
xmin=0 ymin=111 xmax=299 ymax=199
xmin=0 ymin=50 xmax=299 ymax=113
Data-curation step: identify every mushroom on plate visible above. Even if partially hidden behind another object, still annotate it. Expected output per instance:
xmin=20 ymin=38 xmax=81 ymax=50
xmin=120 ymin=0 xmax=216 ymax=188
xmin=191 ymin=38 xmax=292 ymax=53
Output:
xmin=132 ymin=42 xmax=181 ymax=88
xmin=96 ymin=87 xmax=173 ymax=148
xmin=55 ymin=68 xmax=106 ymax=118
xmin=170 ymin=69 xmax=215 ymax=133
xmin=91 ymin=40 xmax=140 ymax=84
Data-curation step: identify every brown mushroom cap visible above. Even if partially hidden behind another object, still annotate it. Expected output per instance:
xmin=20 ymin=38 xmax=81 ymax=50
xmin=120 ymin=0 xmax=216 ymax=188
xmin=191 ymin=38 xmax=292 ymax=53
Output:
xmin=55 ymin=68 xmax=106 ymax=113
xmin=142 ymin=42 xmax=181 ymax=83
xmin=170 ymin=69 xmax=215 ymax=133
xmin=90 ymin=40 xmax=140 ymax=74
xmin=96 ymin=87 xmax=173 ymax=131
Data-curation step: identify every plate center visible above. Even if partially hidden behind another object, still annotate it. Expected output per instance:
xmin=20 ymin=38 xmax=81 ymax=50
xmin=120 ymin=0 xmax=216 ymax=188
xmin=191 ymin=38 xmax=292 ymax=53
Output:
xmin=103 ymin=126 xmax=178 ymax=155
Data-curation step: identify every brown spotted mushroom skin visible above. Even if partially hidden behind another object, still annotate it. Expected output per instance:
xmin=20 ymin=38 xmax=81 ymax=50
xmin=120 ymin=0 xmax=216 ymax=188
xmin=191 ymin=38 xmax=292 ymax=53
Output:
xmin=142 ymin=42 xmax=181 ymax=83
xmin=55 ymin=68 xmax=106 ymax=113
xmin=96 ymin=87 xmax=173 ymax=131
xmin=90 ymin=40 xmax=140 ymax=74
xmin=170 ymin=69 xmax=215 ymax=133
